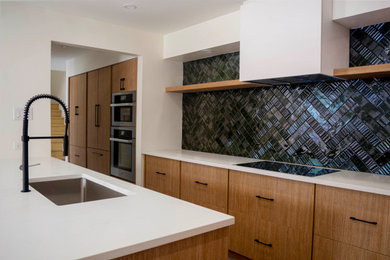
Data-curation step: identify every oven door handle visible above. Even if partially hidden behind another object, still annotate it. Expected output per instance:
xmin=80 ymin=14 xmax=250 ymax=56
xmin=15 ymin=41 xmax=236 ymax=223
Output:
xmin=110 ymin=138 xmax=133 ymax=143
xmin=110 ymin=103 xmax=136 ymax=107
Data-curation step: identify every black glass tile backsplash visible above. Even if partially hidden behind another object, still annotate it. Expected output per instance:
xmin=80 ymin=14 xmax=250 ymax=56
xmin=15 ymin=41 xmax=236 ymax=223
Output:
xmin=182 ymin=23 xmax=390 ymax=175
xmin=350 ymin=23 xmax=390 ymax=66
xmin=183 ymin=52 xmax=239 ymax=85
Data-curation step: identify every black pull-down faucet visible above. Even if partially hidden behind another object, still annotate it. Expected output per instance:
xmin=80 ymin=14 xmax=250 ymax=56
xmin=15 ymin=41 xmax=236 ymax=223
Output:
xmin=21 ymin=94 xmax=69 ymax=192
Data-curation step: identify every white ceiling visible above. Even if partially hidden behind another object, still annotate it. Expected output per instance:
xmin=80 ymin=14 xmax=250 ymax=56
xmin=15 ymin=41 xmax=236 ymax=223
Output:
xmin=36 ymin=0 xmax=244 ymax=34
xmin=51 ymin=43 xmax=95 ymax=70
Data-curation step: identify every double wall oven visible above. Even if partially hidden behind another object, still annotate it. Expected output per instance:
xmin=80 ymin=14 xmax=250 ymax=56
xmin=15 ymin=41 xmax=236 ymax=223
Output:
xmin=110 ymin=91 xmax=136 ymax=183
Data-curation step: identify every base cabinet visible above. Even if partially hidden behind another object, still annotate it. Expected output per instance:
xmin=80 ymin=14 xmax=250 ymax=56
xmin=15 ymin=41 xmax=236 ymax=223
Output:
xmin=314 ymin=185 xmax=390 ymax=257
xmin=144 ymin=155 xmax=181 ymax=198
xmin=69 ymin=145 xmax=86 ymax=167
xmin=313 ymin=235 xmax=390 ymax=260
xmin=228 ymin=170 xmax=314 ymax=260
xmin=180 ymin=162 xmax=228 ymax=213
xmin=87 ymin=148 xmax=110 ymax=175
xmin=114 ymin=227 xmax=228 ymax=260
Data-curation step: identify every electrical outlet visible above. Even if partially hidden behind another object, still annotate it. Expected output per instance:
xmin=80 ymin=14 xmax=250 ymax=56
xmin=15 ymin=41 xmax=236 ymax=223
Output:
xmin=13 ymin=141 xmax=21 ymax=151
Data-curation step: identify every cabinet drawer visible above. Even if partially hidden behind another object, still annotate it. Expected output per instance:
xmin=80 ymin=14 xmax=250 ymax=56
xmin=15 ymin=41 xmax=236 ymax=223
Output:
xmin=144 ymin=155 xmax=180 ymax=198
xmin=180 ymin=162 xmax=228 ymax=213
xmin=315 ymin=185 xmax=390 ymax=256
xmin=69 ymin=145 xmax=86 ymax=167
xmin=229 ymin=170 xmax=314 ymax=259
xmin=313 ymin=235 xmax=390 ymax=260
xmin=87 ymin=148 xmax=110 ymax=175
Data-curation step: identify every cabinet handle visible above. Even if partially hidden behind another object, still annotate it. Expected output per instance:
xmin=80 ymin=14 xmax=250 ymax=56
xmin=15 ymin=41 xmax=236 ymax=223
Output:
xmin=92 ymin=151 xmax=103 ymax=157
xmin=95 ymin=104 xmax=100 ymax=127
xmin=75 ymin=106 xmax=79 ymax=116
xmin=155 ymin=171 xmax=166 ymax=176
xmin=195 ymin=181 xmax=208 ymax=186
xmin=256 ymin=195 xmax=274 ymax=201
xmin=120 ymin=78 xmax=125 ymax=90
xmin=350 ymin=217 xmax=377 ymax=225
xmin=254 ymin=239 xmax=272 ymax=247
xmin=74 ymin=154 xmax=80 ymax=157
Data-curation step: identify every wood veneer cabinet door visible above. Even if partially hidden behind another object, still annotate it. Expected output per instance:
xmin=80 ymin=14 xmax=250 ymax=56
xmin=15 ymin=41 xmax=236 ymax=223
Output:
xmin=314 ymin=185 xmax=390 ymax=256
xmin=180 ymin=162 xmax=228 ymax=213
xmin=144 ymin=155 xmax=180 ymax=198
xmin=69 ymin=73 xmax=87 ymax=148
xmin=69 ymin=145 xmax=86 ymax=167
xmin=313 ymin=235 xmax=390 ymax=260
xmin=228 ymin=170 xmax=314 ymax=260
xmin=87 ymin=67 xmax=111 ymax=151
xmin=87 ymin=148 xmax=110 ymax=175
xmin=112 ymin=58 xmax=137 ymax=93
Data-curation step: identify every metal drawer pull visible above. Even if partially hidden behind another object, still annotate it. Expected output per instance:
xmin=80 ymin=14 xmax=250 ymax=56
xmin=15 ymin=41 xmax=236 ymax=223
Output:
xmin=155 ymin=171 xmax=166 ymax=175
xmin=120 ymin=78 xmax=125 ymax=90
xmin=74 ymin=154 xmax=80 ymax=157
xmin=256 ymin=195 xmax=274 ymax=201
xmin=195 ymin=181 xmax=208 ymax=186
xmin=350 ymin=217 xmax=377 ymax=225
xmin=92 ymin=152 xmax=103 ymax=156
xmin=254 ymin=239 xmax=272 ymax=247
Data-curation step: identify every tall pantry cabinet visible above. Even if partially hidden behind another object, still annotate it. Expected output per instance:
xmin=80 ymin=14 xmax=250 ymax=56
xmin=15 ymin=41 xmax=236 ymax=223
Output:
xmin=68 ymin=58 xmax=137 ymax=176
xmin=69 ymin=73 xmax=87 ymax=167
xmin=87 ymin=67 xmax=111 ymax=174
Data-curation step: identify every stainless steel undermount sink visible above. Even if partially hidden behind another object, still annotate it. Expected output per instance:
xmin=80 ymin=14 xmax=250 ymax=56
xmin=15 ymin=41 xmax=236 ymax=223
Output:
xmin=30 ymin=176 xmax=127 ymax=206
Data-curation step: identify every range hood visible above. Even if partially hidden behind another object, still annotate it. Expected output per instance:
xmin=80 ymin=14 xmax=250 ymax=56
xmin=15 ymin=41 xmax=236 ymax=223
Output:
xmin=239 ymin=0 xmax=350 ymax=85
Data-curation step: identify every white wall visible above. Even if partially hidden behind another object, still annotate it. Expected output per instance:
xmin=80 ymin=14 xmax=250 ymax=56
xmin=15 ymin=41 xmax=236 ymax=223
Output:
xmin=50 ymin=70 xmax=66 ymax=103
xmin=163 ymin=11 xmax=240 ymax=61
xmin=333 ymin=0 xmax=390 ymax=28
xmin=0 ymin=2 xmax=183 ymax=185
xmin=66 ymin=50 xmax=134 ymax=77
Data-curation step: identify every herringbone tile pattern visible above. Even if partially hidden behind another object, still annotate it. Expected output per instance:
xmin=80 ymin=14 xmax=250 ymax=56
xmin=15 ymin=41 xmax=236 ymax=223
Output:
xmin=350 ymin=22 xmax=390 ymax=66
xmin=183 ymin=52 xmax=239 ymax=85
xmin=183 ymin=78 xmax=390 ymax=174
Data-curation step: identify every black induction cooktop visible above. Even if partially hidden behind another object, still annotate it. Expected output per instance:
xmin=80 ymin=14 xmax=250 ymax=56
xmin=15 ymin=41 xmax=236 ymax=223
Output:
xmin=236 ymin=161 xmax=338 ymax=177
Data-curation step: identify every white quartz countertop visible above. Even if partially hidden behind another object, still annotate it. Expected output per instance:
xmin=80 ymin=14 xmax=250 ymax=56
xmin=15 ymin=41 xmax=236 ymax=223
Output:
xmin=144 ymin=150 xmax=390 ymax=197
xmin=0 ymin=157 xmax=234 ymax=260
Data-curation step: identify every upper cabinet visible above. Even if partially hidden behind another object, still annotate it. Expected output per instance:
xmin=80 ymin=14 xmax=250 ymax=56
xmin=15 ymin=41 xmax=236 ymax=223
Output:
xmin=69 ymin=73 xmax=87 ymax=148
xmin=87 ymin=67 xmax=111 ymax=151
xmin=333 ymin=1 xmax=390 ymax=28
xmin=112 ymin=58 xmax=137 ymax=93
xmin=239 ymin=0 xmax=349 ymax=85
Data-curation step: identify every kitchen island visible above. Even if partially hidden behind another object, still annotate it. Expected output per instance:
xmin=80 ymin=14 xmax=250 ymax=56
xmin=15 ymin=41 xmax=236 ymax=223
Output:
xmin=0 ymin=157 xmax=234 ymax=260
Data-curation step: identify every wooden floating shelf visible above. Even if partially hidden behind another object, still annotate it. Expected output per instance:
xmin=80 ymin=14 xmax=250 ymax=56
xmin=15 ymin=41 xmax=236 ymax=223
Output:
xmin=165 ymin=80 xmax=266 ymax=93
xmin=334 ymin=63 xmax=390 ymax=80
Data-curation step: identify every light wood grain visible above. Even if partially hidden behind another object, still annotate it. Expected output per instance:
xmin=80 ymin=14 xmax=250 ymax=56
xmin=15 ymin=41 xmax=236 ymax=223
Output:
xmin=180 ymin=162 xmax=228 ymax=213
xmin=115 ymin=227 xmax=229 ymax=260
xmin=69 ymin=73 xmax=87 ymax=148
xmin=50 ymin=104 xmax=65 ymax=161
xmin=313 ymin=235 xmax=390 ymax=260
xmin=144 ymin=155 xmax=181 ymax=198
xmin=165 ymin=80 xmax=266 ymax=93
xmin=69 ymin=145 xmax=86 ymax=167
xmin=112 ymin=58 xmax=137 ymax=93
xmin=314 ymin=185 xmax=390 ymax=256
xmin=87 ymin=148 xmax=110 ymax=175
xmin=228 ymin=170 xmax=314 ymax=260
xmin=87 ymin=67 xmax=111 ymax=151
xmin=87 ymin=69 xmax=98 ymax=149
xmin=334 ymin=63 xmax=390 ymax=79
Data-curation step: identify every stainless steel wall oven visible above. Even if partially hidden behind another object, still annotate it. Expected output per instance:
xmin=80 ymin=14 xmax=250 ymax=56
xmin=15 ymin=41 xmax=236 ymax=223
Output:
xmin=110 ymin=127 xmax=135 ymax=183
xmin=111 ymin=91 xmax=136 ymax=127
